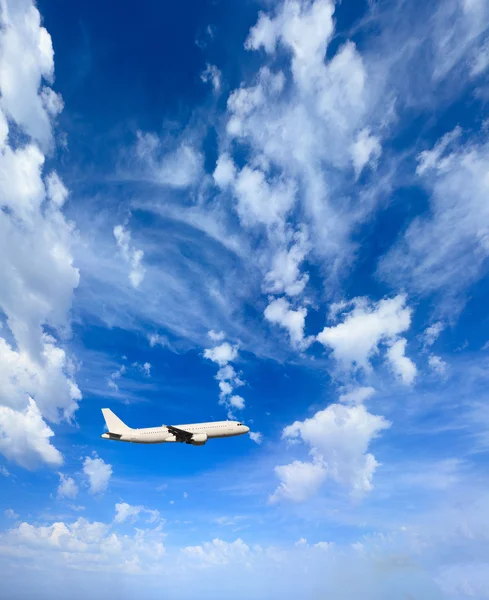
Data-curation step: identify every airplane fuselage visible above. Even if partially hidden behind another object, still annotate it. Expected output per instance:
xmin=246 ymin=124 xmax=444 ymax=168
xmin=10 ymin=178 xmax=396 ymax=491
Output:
xmin=101 ymin=419 xmax=249 ymax=445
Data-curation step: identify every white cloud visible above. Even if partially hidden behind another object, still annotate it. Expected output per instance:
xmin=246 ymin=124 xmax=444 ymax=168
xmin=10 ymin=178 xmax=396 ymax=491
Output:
xmin=339 ymin=387 xmax=375 ymax=405
xmin=148 ymin=333 xmax=170 ymax=348
xmin=57 ymin=473 xmax=78 ymax=499
xmin=423 ymin=322 xmax=445 ymax=347
xmin=82 ymin=454 xmax=112 ymax=495
xmin=272 ymin=402 xmax=391 ymax=501
xmin=113 ymin=224 xmax=145 ymax=289
xmin=134 ymin=132 xmax=203 ymax=188
xmin=269 ymin=459 xmax=327 ymax=503
xmin=229 ymin=395 xmax=245 ymax=410
xmin=0 ymin=399 xmax=63 ymax=469
xmin=0 ymin=0 xmax=57 ymax=150
xmin=213 ymin=153 xmax=236 ymax=189
xmin=249 ymin=431 xmax=263 ymax=444
xmin=317 ymin=295 xmax=412 ymax=373
xmin=4 ymin=509 xmax=18 ymax=519
xmin=264 ymin=297 xmax=310 ymax=349
xmin=264 ymin=228 xmax=310 ymax=297
xmin=428 ymin=354 xmax=447 ymax=375
xmin=204 ymin=338 xmax=245 ymax=415
xmin=204 ymin=342 xmax=238 ymax=366
xmin=0 ymin=513 xmax=165 ymax=575
xmin=208 ymin=330 xmax=226 ymax=342
xmin=351 ymin=128 xmax=381 ymax=178
xmin=114 ymin=502 xmax=161 ymax=525
xmin=379 ymin=129 xmax=489 ymax=303
xmin=0 ymin=0 xmax=81 ymax=469
xmin=386 ymin=338 xmax=417 ymax=385
xmin=201 ymin=63 xmax=222 ymax=92
xmin=132 ymin=362 xmax=151 ymax=377
xmin=107 ymin=365 xmax=126 ymax=392
xmin=0 ymin=466 xmax=10 ymax=477
xmin=182 ymin=538 xmax=254 ymax=567
xmin=183 ymin=492 xmax=188 ymax=499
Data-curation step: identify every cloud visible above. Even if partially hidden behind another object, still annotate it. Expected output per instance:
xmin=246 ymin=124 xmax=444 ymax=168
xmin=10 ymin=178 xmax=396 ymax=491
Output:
xmin=114 ymin=502 xmax=161 ymax=525
xmin=204 ymin=342 xmax=238 ymax=366
xmin=263 ymin=228 xmax=310 ymax=297
xmin=428 ymin=354 xmax=447 ymax=375
xmin=132 ymin=362 xmax=151 ymax=377
xmin=0 ymin=466 xmax=10 ymax=477
xmin=317 ymin=295 xmax=412 ymax=373
xmin=201 ymin=63 xmax=222 ymax=92
xmin=0 ymin=513 xmax=165 ymax=575
xmin=264 ymin=297 xmax=310 ymax=349
xmin=204 ymin=337 xmax=245 ymax=415
xmin=229 ymin=395 xmax=245 ymax=410
xmin=386 ymin=338 xmax=417 ymax=385
xmin=0 ymin=399 xmax=63 ymax=469
xmin=0 ymin=0 xmax=81 ymax=469
xmin=82 ymin=454 xmax=112 ymax=495
xmin=249 ymin=431 xmax=263 ymax=444
xmin=4 ymin=509 xmax=18 ymax=519
xmin=57 ymin=473 xmax=78 ymax=500
xmin=148 ymin=333 xmax=172 ymax=349
xmin=271 ymin=402 xmax=391 ymax=501
xmin=113 ymin=224 xmax=145 ymax=289
xmin=208 ymin=330 xmax=226 ymax=342
xmin=423 ymin=322 xmax=445 ymax=347
xmin=339 ymin=387 xmax=375 ymax=405
xmin=134 ymin=132 xmax=203 ymax=188
xmin=351 ymin=128 xmax=382 ymax=179
xmin=379 ymin=129 xmax=489 ymax=306
xmin=270 ymin=459 xmax=327 ymax=503
xmin=0 ymin=0 xmax=59 ymax=150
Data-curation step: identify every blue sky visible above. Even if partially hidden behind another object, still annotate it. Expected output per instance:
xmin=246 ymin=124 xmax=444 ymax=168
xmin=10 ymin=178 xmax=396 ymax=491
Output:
xmin=1 ymin=0 xmax=489 ymax=598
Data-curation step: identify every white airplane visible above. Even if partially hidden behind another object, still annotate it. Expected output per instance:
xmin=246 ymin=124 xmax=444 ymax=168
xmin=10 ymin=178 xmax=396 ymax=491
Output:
xmin=100 ymin=408 xmax=250 ymax=445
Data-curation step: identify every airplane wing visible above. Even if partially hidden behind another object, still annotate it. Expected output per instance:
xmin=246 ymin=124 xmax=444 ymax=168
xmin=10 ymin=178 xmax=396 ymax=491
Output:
xmin=166 ymin=425 xmax=193 ymax=443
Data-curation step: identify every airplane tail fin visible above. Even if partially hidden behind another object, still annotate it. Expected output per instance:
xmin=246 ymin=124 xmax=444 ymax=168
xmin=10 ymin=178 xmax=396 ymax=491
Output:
xmin=101 ymin=408 xmax=131 ymax=433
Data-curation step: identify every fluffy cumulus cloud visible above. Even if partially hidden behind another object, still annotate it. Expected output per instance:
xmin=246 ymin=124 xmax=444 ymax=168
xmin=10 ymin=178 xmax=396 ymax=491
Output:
xmin=271 ymin=401 xmax=391 ymax=502
xmin=204 ymin=336 xmax=245 ymax=416
xmin=386 ymin=338 xmax=417 ymax=385
xmin=0 ymin=399 xmax=62 ymax=469
xmin=57 ymin=473 xmax=78 ymax=499
xmin=0 ymin=0 xmax=81 ymax=469
xmin=264 ymin=297 xmax=310 ymax=349
xmin=0 ymin=511 xmax=165 ymax=576
xmin=317 ymin=295 xmax=414 ymax=377
xmin=114 ymin=502 xmax=161 ymax=525
xmin=204 ymin=342 xmax=238 ymax=366
xmin=270 ymin=459 xmax=327 ymax=503
xmin=82 ymin=454 xmax=112 ymax=495
xmin=113 ymin=224 xmax=145 ymax=288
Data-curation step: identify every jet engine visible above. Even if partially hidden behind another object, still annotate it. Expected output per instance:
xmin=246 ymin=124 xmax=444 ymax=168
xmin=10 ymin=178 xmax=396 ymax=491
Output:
xmin=188 ymin=433 xmax=208 ymax=446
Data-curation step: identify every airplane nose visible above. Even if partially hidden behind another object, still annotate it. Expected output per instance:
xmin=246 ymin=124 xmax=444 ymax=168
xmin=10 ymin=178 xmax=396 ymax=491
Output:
xmin=244 ymin=426 xmax=250 ymax=434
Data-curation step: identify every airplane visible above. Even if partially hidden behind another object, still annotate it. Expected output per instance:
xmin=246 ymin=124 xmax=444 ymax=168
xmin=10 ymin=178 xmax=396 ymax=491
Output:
xmin=100 ymin=408 xmax=250 ymax=445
